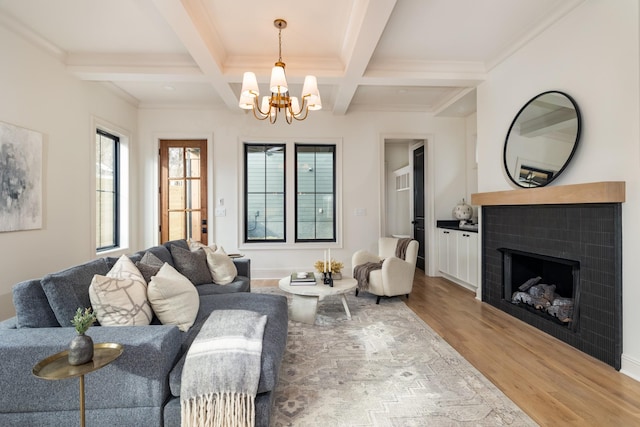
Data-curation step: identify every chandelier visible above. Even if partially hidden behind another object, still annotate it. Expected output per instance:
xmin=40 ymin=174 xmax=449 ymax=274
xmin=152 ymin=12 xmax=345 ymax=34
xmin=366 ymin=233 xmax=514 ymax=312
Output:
xmin=239 ymin=19 xmax=322 ymax=124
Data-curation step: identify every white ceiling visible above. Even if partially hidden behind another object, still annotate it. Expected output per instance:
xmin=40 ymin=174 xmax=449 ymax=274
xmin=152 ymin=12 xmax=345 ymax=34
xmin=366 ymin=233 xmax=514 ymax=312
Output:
xmin=0 ymin=0 xmax=585 ymax=117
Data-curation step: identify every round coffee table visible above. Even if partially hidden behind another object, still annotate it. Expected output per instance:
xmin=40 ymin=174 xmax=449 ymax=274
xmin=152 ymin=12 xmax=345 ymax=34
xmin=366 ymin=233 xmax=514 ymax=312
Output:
xmin=279 ymin=275 xmax=357 ymax=324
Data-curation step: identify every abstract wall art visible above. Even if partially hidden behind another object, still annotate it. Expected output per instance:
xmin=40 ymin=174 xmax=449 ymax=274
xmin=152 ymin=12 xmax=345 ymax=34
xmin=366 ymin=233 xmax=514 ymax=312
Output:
xmin=0 ymin=121 xmax=43 ymax=232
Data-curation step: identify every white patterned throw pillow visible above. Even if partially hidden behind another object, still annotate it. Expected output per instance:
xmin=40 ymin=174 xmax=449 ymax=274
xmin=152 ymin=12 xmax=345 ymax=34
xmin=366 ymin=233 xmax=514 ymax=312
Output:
xmin=147 ymin=263 xmax=199 ymax=332
xmin=89 ymin=255 xmax=153 ymax=326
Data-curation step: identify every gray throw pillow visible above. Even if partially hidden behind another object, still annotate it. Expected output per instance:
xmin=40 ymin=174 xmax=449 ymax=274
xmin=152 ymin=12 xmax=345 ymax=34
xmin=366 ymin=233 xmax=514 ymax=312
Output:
xmin=170 ymin=244 xmax=213 ymax=285
xmin=13 ymin=279 xmax=59 ymax=328
xmin=136 ymin=251 xmax=165 ymax=283
xmin=41 ymin=258 xmax=111 ymax=327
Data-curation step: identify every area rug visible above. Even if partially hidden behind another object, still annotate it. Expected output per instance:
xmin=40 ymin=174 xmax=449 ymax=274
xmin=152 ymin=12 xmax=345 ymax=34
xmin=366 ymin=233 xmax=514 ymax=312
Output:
xmin=254 ymin=287 xmax=537 ymax=427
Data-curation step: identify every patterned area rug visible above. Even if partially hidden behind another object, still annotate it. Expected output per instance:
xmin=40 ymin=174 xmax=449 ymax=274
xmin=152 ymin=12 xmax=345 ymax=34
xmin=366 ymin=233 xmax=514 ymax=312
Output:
xmin=254 ymin=287 xmax=537 ymax=427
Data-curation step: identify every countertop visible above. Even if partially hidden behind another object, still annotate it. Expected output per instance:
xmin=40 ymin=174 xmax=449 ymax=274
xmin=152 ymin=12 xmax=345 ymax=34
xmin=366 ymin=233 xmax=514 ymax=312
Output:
xmin=436 ymin=220 xmax=478 ymax=233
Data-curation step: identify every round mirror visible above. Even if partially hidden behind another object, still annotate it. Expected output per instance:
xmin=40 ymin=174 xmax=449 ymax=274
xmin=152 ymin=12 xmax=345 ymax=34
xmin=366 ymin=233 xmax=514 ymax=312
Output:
xmin=503 ymin=91 xmax=581 ymax=188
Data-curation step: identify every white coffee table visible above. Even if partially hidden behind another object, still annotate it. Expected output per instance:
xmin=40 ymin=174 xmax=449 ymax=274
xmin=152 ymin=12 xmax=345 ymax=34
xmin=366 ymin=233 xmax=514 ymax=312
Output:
xmin=278 ymin=275 xmax=357 ymax=324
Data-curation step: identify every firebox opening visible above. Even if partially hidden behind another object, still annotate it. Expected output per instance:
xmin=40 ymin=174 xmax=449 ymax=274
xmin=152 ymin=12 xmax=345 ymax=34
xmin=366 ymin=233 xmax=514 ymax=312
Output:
xmin=500 ymin=248 xmax=580 ymax=331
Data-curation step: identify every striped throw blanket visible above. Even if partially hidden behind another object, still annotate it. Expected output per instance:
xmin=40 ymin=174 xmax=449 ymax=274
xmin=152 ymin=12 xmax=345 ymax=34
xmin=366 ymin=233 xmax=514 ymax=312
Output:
xmin=181 ymin=309 xmax=267 ymax=427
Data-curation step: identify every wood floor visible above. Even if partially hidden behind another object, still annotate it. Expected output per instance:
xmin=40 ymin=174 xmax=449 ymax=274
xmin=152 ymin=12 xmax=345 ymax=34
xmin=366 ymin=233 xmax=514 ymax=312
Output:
xmin=253 ymin=274 xmax=640 ymax=426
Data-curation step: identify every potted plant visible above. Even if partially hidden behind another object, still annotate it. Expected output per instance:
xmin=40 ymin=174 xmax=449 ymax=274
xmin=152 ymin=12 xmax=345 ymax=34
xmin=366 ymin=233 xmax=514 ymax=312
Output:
xmin=68 ymin=307 xmax=97 ymax=365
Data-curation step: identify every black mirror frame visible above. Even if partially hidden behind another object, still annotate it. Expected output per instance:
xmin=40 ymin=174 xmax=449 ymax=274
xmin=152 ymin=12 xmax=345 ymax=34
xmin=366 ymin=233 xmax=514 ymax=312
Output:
xmin=503 ymin=90 xmax=582 ymax=188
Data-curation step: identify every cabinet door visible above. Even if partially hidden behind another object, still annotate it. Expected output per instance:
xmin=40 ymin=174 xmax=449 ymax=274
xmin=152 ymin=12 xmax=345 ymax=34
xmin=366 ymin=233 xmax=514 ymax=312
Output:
xmin=457 ymin=232 xmax=478 ymax=286
xmin=457 ymin=232 xmax=470 ymax=282
xmin=438 ymin=229 xmax=450 ymax=274
xmin=446 ymin=231 xmax=458 ymax=276
xmin=438 ymin=229 xmax=457 ymax=276
xmin=467 ymin=232 xmax=479 ymax=287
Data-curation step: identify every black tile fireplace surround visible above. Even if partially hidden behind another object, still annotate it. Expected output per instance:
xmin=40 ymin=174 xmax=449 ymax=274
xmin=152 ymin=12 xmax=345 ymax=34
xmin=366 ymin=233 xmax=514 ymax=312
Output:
xmin=482 ymin=203 xmax=622 ymax=369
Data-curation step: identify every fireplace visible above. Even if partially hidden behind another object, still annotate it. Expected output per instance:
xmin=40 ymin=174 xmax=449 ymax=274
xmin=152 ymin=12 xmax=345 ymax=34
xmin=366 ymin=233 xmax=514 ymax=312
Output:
xmin=501 ymin=248 xmax=580 ymax=331
xmin=472 ymin=182 xmax=624 ymax=370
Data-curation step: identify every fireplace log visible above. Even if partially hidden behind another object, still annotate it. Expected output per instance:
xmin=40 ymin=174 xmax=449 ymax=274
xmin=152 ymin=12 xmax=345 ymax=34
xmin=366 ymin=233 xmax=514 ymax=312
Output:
xmin=518 ymin=276 xmax=542 ymax=291
xmin=547 ymin=304 xmax=573 ymax=322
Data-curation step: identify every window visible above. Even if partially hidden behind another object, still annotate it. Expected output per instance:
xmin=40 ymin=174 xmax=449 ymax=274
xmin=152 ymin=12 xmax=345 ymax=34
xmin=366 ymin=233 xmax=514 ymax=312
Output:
xmin=96 ymin=129 xmax=119 ymax=251
xmin=295 ymin=144 xmax=336 ymax=242
xmin=244 ymin=144 xmax=286 ymax=242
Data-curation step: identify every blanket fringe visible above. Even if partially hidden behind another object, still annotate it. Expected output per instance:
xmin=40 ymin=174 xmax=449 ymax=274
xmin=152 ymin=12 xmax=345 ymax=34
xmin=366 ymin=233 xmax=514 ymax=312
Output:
xmin=181 ymin=392 xmax=255 ymax=427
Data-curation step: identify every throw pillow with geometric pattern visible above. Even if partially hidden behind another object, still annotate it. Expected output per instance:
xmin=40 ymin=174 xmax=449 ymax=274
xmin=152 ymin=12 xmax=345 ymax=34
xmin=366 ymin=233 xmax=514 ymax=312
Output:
xmin=89 ymin=255 xmax=153 ymax=326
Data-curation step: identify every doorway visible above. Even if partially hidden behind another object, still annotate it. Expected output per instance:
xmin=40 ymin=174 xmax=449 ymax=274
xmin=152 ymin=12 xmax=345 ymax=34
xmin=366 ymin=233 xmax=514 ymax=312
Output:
xmin=382 ymin=137 xmax=433 ymax=274
xmin=159 ymin=139 xmax=208 ymax=244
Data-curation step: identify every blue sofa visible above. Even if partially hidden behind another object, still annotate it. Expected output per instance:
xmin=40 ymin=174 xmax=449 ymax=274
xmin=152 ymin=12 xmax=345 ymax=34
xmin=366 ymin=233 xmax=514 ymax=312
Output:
xmin=0 ymin=239 xmax=288 ymax=426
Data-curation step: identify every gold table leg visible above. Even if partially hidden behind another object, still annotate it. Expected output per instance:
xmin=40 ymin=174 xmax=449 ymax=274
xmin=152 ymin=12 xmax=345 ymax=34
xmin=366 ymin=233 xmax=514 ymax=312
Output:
xmin=79 ymin=374 xmax=85 ymax=427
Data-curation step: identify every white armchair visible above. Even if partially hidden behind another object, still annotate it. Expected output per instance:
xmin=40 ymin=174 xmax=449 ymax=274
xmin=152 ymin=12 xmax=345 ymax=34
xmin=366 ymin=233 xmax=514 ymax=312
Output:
xmin=351 ymin=237 xmax=419 ymax=304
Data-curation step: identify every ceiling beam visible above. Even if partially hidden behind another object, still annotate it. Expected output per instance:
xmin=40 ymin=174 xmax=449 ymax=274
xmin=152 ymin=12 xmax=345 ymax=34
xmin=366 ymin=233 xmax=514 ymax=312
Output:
xmin=332 ymin=0 xmax=397 ymax=115
xmin=66 ymin=53 xmax=208 ymax=82
xmin=151 ymin=0 xmax=238 ymax=109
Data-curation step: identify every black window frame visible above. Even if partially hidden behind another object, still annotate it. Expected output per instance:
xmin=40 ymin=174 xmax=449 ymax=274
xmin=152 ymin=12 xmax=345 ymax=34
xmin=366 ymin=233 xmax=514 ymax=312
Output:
xmin=243 ymin=143 xmax=287 ymax=243
xmin=294 ymin=143 xmax=336 ymax=243
xmin=96 ymin=129 xmax=120 ymax=251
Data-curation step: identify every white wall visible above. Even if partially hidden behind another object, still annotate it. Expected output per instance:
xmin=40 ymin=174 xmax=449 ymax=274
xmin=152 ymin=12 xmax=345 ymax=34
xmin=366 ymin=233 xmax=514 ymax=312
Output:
xmin=476 ymin=0 xmax=640 ymax=378
xmin=0 ymin=25 xmax=139 ymax=319
xmin=138 ymin=108 xmax=466 ymax=278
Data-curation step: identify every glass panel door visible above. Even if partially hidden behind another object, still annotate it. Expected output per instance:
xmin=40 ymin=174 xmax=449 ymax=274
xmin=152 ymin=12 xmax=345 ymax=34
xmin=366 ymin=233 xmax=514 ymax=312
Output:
xmin=160 ymin=140 xmax=208 ymax=243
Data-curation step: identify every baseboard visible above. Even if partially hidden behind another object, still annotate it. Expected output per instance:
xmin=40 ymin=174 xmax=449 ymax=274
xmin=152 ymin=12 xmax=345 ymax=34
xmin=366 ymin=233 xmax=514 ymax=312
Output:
xmin=438 ymin=273 xmax=478 ymax=293
xmin=621 ymin=354 xmax=640 ymax=382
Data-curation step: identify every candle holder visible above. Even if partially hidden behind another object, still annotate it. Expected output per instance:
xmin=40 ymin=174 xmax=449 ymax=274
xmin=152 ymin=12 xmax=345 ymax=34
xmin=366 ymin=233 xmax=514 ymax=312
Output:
xmin=323 ymin=271 xmax=333 ymax=287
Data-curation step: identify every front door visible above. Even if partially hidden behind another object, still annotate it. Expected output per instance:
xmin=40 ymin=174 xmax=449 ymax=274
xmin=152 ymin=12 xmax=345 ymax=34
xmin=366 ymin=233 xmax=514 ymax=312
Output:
xmin=159 ymin=139 xmax=208 ymax=244
xmin=413 ymin=145 xmax=425 ymax=270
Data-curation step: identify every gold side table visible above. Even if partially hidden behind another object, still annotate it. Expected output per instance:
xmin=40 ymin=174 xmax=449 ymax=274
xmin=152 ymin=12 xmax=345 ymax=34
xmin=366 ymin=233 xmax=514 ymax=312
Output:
xmin=33 ymin=342 xmax=123 ymax=427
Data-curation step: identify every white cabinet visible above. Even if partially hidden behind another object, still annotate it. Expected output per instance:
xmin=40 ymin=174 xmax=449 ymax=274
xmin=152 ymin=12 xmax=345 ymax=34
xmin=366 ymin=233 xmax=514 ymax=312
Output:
xmin=438 ymin=229 xmax=458 ymax=277
xmin=456 ymin=231 xmax=478 ymax=287
xmin=438 ymin=228 xmax=478 ymax=289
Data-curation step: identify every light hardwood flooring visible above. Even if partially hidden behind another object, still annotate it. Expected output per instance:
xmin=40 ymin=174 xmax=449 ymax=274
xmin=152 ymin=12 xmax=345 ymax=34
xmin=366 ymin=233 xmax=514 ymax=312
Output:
xmin=253 ymin=274 xmax=640 ymax=426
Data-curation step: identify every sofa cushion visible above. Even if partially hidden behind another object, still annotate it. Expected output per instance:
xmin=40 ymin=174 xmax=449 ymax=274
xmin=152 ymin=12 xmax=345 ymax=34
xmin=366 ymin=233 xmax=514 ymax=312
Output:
xmin=89 ymin=255 xmax=153 ymax=326
xmin=148 ymin=263 xmax=199 ymax=332
xmin=169 ymin=292 xmax=289 ymax=397
xmin=12 ymin=280 xmax=59 ymax=328
xmin=204 ymin=247 xmax=238 ymax=285
xmin=135 ymin=252 xmax=165 ymax=283
xmin=41 ymin=258 xmax=111 ymax=327
xmin=169 ymin=244 xmax=212 ymax=285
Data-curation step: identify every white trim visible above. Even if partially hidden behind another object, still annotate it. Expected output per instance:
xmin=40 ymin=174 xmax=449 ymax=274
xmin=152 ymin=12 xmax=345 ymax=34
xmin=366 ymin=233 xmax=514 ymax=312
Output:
xmin=151 ymin=132 xmax=214 ymax=246
xmin=91 ymin=116 xmax=132 ymax=258
xmin=380 ymin=134 xmax=436 ymax=276
xmin=621 ymin=354 xmax=640 ymax=382
xmin=238 ymin=136 xmax=343 ymax=250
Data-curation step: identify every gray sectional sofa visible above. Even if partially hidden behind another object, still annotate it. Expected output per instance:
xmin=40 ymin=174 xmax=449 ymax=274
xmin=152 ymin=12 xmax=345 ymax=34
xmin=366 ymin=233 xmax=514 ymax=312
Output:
xmin=0 ymin=239 xmax=288 ymax=426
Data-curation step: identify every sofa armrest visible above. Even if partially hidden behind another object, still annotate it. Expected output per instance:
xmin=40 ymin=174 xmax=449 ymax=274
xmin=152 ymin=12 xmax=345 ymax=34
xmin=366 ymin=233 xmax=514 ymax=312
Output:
xmin=0 ymin=317 xmax=17 ymax=329
xmin=233 ymin=258 xmax=251 ymax=279
xmin=381 ymin=256 xmax=416 ymax=296
xmin=0 ymin=325 xmax=182 ymax=414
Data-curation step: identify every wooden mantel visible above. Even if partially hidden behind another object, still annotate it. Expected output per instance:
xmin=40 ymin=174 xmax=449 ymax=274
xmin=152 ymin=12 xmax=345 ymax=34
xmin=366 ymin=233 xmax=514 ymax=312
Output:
xmin=471 ymin=181 xmax=625 ymax=206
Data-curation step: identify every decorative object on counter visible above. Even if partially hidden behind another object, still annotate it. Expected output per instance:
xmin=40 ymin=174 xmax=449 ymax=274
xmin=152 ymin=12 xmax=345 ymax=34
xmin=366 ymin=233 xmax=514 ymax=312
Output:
xmin=452 ymin=198 xmax=473 ymax=227
xmin=68 ymin=307 xmax=97 ymax=366
xmin=503 ymin=90 xmax=581 ymax=188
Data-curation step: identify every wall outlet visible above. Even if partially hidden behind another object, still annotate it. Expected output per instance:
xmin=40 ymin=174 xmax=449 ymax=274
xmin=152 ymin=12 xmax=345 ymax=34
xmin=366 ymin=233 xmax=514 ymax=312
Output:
xmin=215 ymin=207 xmax=226 ymax=217
xmin=354 ymin=208 xmax=367 ymax=216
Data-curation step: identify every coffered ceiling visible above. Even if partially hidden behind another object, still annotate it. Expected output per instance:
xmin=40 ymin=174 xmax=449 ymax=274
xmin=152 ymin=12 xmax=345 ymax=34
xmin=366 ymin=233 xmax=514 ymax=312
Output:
xmin=0 ymin=0 xmax=584 ymax=117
